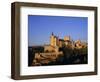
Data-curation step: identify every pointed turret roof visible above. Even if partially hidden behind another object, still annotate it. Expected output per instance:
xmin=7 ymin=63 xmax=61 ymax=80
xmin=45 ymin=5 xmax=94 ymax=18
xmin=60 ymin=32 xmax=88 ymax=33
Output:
xmin=52 ymin=32 xmax=54 ymax=36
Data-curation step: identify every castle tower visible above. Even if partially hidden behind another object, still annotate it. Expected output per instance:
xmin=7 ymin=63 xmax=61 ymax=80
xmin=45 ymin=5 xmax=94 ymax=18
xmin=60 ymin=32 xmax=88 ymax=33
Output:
xmin=64 ymin=36 xmax=71 ymax=46
xmin=50 ymin=32 xmax=55 ymax=46
xmin=50 ymin=32 xmax=58 ymax=47
xmin=64 ymin=36 xmax=70 ymax=41
xmin=54 ymin=36 xmax=58 ymax=47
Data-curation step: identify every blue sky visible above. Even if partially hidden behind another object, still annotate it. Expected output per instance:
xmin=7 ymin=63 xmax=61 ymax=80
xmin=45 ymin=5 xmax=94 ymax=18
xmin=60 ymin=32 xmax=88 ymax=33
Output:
xmin=28 ymin=15 xmax=88 ymax=46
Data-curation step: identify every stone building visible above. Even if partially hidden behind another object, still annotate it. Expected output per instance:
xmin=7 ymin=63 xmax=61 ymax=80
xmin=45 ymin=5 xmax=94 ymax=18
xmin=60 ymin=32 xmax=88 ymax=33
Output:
xmin=75 ymin=40 xmax=85 ymax=49
xmin=50 ymin=32 xmax=71 ymax=48
xmin=44 ymin=45 xmax=59 ymax=52
xmin=32 ymin=32 xmax=87 ymax=65
xmin=50 ymin=32 xmax=59 ymax=47
xmin=46 ymin=32 xmax=87 ymax=50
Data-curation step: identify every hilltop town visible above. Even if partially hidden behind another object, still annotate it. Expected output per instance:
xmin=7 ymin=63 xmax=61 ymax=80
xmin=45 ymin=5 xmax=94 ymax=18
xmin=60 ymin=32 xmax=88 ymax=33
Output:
xmin=28 ymin=32 xmax=87 ymax=66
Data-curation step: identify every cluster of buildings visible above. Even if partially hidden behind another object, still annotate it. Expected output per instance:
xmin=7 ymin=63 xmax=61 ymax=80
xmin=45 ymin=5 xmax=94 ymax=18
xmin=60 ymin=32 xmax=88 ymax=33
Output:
xmin=32 ymin=32 xmax=87 ymax=65
xmin=44 ymin=32 xmax=87 ymax=53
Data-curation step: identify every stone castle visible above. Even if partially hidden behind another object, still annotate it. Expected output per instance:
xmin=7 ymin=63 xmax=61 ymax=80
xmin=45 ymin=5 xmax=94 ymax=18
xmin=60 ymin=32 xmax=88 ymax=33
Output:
xmin=50 ymin=32 xmax=70 ymax=47
xmin=32 ymin=32 xmax=87 ymax=65
xmin=44 ymin=32 xmax=86 ymax=53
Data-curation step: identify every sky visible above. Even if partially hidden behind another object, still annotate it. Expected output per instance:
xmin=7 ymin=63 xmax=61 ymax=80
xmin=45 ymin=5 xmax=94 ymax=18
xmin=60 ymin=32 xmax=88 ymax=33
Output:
xmin=28 ymin=15 xmax=88 ymax=46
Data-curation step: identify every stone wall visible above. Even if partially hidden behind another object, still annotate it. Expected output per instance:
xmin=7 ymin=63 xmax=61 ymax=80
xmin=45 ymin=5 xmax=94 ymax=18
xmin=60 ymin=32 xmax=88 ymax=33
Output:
xmin=32 ymin=52 xmax=63 ymax=66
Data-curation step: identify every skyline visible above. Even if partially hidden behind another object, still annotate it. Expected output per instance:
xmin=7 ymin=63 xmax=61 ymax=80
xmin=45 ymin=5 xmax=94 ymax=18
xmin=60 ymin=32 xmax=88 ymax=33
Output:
xmin=28 ymin=15 xmax=88 ymax=46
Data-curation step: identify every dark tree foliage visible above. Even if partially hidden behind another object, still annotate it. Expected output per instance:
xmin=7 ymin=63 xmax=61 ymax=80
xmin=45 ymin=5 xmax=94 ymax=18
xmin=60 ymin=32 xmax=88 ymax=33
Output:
xmin=61 ymin=46 xmax=88 ymax=64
